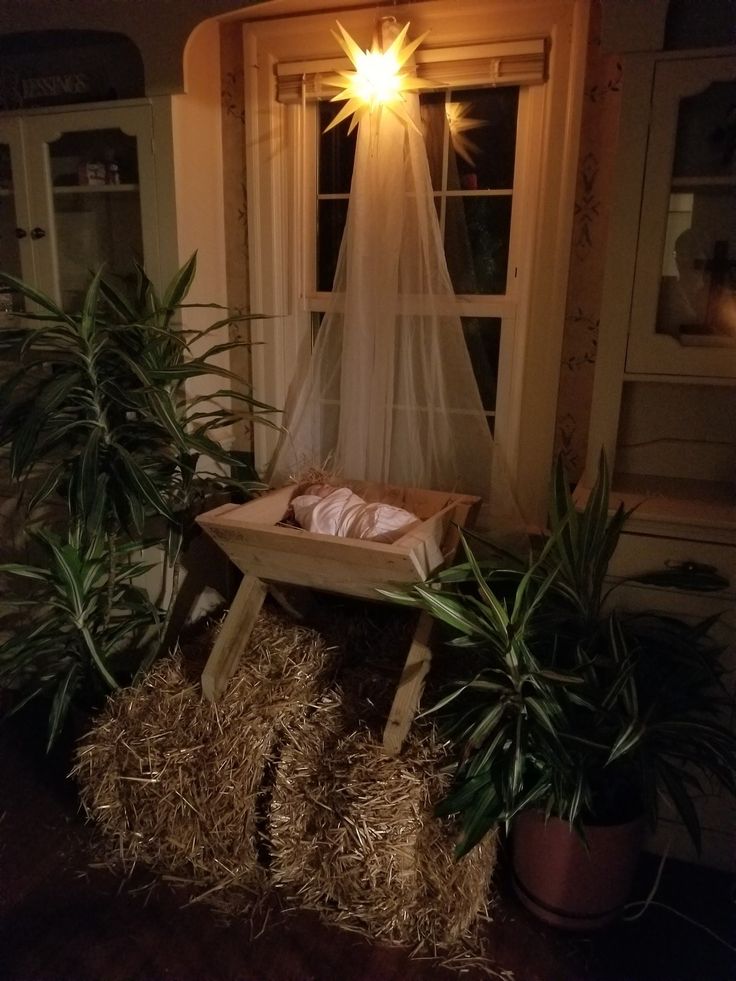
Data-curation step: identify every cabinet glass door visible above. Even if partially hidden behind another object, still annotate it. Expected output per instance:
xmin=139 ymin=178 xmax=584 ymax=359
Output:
xmin=657 ymin=79 xmax=736 ymax=343
xmin=22 ymin=105 xmax=158 ymax=312
xmin=0 ymin=122 xmax=31 ymax=315
xmin=47 ymin=126 xmax=144 ymax=311
xmin=0 ymin=143 xmax=22 ymax=283
xmin=628 ymin=57 xmax=736 ymax=379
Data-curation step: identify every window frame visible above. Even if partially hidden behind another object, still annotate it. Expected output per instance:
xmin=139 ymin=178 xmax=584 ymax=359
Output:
xmin=242 ymin=0 xmax=589 ymax=527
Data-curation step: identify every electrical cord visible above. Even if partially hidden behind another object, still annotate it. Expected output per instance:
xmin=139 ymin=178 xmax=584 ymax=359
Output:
xmin=622 ymin=840 xmax=736 ymax=956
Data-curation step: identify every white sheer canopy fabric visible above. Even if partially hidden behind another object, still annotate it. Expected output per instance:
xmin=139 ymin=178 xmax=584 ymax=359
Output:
xmin=269 ymin=25 xmax=524 ymax=539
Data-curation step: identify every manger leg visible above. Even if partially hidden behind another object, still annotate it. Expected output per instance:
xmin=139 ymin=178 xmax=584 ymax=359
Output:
xmin=201 ymin=575 xmax=267 ymax=702
xmin=382 ymin=611 xmax=434 ymax=756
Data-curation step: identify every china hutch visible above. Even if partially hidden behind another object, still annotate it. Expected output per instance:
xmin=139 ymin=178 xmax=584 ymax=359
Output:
xmin=0 ymin=103 xmax=160 ymax=311
xmin=0 ymin=23 xmax=227 ymax=337
xmin=0 ymin=21 xmax=229 ymax=599
xmin=581 ymin=1 xmax=736 ymax=869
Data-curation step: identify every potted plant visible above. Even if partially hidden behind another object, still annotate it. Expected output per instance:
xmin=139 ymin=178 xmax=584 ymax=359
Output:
xmin=385 ymin=455 xmax=736 ymax=929
xmin=0 ymin=257 xmax=278 ymax=747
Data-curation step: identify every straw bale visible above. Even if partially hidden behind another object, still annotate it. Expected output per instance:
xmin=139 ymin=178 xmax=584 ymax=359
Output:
xmin=269 ymin=693 xmax=497 ymax=951
xmin=74 ymin=600 xmax=498 ymax=958
xmin=73 ymin=609 xmax=334 ymax=909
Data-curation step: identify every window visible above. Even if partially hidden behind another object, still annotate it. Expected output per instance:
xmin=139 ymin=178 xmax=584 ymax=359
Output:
xmin=313 ymin=86 xmax=519 ymax=431
xmin=242 ymin=0 xmax=588 ymax=526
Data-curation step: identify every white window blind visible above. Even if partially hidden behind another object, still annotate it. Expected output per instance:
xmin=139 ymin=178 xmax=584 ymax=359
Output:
xmin=275 ymin=37 xmax=547 ymax=103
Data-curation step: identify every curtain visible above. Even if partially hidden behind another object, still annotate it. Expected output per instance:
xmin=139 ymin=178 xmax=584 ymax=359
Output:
xmin=269 ymin=21 xmax=524 ymax=540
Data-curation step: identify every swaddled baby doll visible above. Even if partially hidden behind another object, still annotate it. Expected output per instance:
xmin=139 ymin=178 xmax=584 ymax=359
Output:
xmin=290 ymin=484 xmax=418 ymax=543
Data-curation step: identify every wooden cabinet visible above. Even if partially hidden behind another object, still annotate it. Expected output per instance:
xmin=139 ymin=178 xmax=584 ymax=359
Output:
xmin=0 ymin=20 xmax=229 ymax=609
xmin=582 ymin=43 xmax=736 ymax=870
xmin=0 ymin=101 xmax=161 ymax=311
xmin=585 ymin=50 xmax=736 ymax=523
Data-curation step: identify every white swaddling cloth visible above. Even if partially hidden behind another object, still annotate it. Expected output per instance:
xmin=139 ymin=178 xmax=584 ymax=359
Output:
xmin=290 ymin=486 xmax=418 ymax=544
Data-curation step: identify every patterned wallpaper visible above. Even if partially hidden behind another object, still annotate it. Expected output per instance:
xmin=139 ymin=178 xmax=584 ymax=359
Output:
xmin=554 ymin=0 xmax=623 ymax=480
xmin=219 ymin=21 xmax=252 ymax=455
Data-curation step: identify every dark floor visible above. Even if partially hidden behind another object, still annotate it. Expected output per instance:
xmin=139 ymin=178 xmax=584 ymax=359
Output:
xmin=1 ymin=700 xmax=734 ymax=981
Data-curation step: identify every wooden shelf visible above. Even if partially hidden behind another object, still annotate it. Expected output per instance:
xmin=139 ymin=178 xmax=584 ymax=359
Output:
xmin=612 ymin=473 xmax=735 ymax=535
xmin=672 ymin=175 xmax=736 ymax=190
xmin=52 ymin=183 xmax=139 ymax=195
xmin=575 ymin=473 xmax=736 ymax=542
xmin=623 ymin=371 xmax=736 ymax=386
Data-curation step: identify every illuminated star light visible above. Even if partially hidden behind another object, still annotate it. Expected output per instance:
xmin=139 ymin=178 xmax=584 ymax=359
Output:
xmin=324 ymin=21 xmax=433 ymax=135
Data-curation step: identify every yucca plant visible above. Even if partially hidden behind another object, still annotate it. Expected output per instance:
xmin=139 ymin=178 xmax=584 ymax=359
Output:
xmin=0 ymin=255 xmax=274 ymax=538
xmin=397 ymin=536 xmax=589 ymax=856
xmin=386 ymin=454 xmax=736 ymax=856
xmin=0 ymin=256 xmax=278 ymax=744
xmin=0 ymin=490 xmax=159 ymax=747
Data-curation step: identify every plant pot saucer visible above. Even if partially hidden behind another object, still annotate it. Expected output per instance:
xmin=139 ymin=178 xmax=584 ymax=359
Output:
xmin=512 ymin=809 xmax=646 ymax=931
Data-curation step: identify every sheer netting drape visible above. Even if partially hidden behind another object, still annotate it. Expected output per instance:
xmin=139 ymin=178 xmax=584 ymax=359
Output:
xmin=269 ymin=39 xmax=524 ymax=539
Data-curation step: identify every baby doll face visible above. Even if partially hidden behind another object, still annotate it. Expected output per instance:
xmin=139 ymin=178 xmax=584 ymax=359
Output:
xmin=299 ymin=482 xmax=336 ymax=500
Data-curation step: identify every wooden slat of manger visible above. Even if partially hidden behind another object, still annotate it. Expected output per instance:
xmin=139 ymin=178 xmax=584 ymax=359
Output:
xmin=382 ymin=611 xmax=434 ymax=757
xmin=201 ymin=526 xmax=420 ymax=596
xmin=381 ymin=494 xmax=481 ymax=754
xmin=201 ymin=576 xmax=267 ymax=702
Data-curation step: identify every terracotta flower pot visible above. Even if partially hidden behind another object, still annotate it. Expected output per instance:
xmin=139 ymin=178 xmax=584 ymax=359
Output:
xmin=511 ymin=809 xmax=645 ymax=931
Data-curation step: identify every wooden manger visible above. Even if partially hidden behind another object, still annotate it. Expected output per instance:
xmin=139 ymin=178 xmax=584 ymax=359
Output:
xmin=196 ymin=479 xmax=480 ymax=754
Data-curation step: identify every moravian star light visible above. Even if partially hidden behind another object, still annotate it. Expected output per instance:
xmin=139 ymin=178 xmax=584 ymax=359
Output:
xmin=324 ymin=21 xmax=433 ymax=135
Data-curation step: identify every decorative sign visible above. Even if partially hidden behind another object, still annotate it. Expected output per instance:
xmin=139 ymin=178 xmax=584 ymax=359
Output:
xmin=20 ymin=71 xmax=93 ymax=103
xmin=0 ymin=30 xmax=144 ymax=111
xmin=0 ymin=66 xmax=102 ymax=110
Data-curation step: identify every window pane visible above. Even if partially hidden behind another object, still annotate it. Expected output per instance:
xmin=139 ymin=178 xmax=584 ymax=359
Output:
xmin=419 ymin=91 xmax=447 ymax=191
xmin=673 ymin=80 xmax=736 ymax=180
xmin=317 ymin=197 xmax=349 ymax=291
xmin=445 ymin=195 xmax=512 ymax=294
xmin=446 ymin=87 xmax=518 ymax=191
xmin=316 ymin=86 xmax=518 ymax=297
xmin=319 ymin=102 xmax=357 ymax=195
xmin=462 ymin=316 xmax=500 ymax=415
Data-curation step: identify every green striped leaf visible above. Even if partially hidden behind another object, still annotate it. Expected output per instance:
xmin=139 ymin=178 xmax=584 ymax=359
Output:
xmin=45 ymin=539 xmax=86 ymax=619
xmin=98 ymin=273 xmax=137 ymax=321
xmin=161 ymin=252 xmax=197 ymax=323
xmin=79 ymin=268 xmax=104 ymax=340
xmin=412 ymin=585 xmax=491 ymax=638
xmin=0 ymin=562 xmax=49 ymax=582
xmin=0 ymin=270 xmax=76 ymax=326
xmin=47 ymin=662 xmax=81 ymax=750
xmin=27 ymin=462 xmax=66 ymax=512
xmin=114 ymin=444 xmax=174 ymax=524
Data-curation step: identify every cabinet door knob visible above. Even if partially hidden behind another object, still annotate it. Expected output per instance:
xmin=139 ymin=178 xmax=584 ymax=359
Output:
xmin=14 ymin=227 xmax=27 ymax=239
xmin=30 ymin=227 xmax=46 ymax=240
